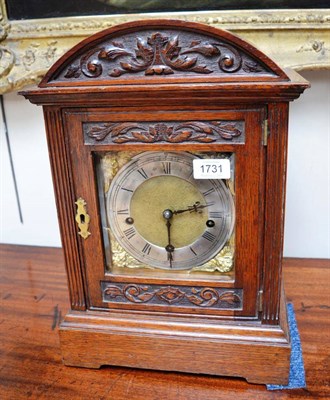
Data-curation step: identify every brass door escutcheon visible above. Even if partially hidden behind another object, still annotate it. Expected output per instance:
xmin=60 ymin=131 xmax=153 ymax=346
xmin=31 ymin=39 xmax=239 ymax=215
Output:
xmin=75 ymin=198 xmax=91 ymax=239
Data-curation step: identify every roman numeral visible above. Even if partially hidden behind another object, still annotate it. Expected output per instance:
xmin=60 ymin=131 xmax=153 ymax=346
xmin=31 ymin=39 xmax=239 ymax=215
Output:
xmin=121 ymin=187 xmax=133 ymax=193
xmin=117 ymin=209 xmax=129 ymax=215
xmin=123 ymin=227 xmax=136 ymax=240
xmin=209 ymin=211 xmax=223 ymax=219
xmin=162 ymin=162 xmax=171 ymax=174
xmin=203 ymin=188 xmax=215 ymax=197
xmin=142 ymin=243 xmax=152 ymax=255
xmin=137 ymin=168 xmax=148 ymax=179
xmin=190 ymin=247 xmax=197 ymax=256
xmin=202 ymin=231 xmax=216 ymax=242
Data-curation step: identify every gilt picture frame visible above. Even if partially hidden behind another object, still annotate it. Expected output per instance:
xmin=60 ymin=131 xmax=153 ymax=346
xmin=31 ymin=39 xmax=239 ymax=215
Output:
xmin=0 ymin=0 xmax=329 ymax=94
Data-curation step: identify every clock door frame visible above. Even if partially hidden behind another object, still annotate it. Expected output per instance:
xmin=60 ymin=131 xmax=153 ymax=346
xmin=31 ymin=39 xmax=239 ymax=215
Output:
xmin=62 ymin=105 xmax=266 ymax=320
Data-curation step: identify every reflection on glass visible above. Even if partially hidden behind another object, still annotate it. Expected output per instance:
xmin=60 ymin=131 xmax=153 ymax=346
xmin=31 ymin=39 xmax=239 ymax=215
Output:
xmin=6 ymin=0 xmax=327 ymax=20
xmin=95 ymin=151 xmax=236 ymax=279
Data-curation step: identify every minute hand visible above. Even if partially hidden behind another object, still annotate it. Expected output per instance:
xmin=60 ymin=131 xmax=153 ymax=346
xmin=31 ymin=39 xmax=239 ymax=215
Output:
xmin=173 ymin=201 xmax=210 ymax=215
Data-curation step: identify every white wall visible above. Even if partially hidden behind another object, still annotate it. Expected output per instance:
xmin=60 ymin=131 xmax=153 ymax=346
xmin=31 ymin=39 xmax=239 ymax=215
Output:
xmin=0 ymin=90 xmax=61 ymax=247
xmin=1 ymin=70 xmax=329 ymax=258
xmin=285 ymin=70 xmax=330 ymax=258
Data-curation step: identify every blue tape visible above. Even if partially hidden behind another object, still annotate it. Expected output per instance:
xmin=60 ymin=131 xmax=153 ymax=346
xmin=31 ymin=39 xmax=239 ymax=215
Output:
xmin=267 ymin=303 xmax=306 ymax=390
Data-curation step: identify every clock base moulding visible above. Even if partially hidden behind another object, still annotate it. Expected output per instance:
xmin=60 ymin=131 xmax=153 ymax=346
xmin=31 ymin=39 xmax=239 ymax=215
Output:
xmin=59 ymin=287 xmax=290 ymax=385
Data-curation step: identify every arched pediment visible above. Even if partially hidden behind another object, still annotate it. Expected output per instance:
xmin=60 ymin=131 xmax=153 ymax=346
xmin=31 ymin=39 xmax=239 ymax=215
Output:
xmin=40 ymin=19 xmax=288 ymax=88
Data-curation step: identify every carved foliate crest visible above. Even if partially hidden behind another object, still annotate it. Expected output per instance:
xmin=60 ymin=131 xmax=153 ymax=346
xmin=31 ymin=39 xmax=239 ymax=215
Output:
xmin=40 ymin=20 xmax=288 ymax=87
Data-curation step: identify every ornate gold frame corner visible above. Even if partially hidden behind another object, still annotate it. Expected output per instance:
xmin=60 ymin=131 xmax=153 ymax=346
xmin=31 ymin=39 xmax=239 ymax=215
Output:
xmin=1 ymin=0 xmax=329 ymax=94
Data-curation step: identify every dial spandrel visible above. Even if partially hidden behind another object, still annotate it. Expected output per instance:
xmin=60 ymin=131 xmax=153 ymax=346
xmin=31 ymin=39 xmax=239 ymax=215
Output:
xmin=106 ymin=151 xmax=235 ymax=270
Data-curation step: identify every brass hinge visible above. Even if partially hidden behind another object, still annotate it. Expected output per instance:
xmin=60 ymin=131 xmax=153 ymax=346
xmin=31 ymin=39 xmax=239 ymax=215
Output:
xmin=262 ymin=119 xmax=269 ymax=146
xmin=258 ymin=290 xmax=263 ymax=312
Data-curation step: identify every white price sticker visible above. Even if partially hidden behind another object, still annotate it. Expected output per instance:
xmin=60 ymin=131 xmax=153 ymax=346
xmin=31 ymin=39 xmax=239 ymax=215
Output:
xmin=193 ymin=159 xmax=231 ymax=179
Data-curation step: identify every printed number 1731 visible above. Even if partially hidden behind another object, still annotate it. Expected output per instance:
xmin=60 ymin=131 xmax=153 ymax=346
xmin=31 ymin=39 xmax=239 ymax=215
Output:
xmin=193 ymin=159 xmax=231 ymax=179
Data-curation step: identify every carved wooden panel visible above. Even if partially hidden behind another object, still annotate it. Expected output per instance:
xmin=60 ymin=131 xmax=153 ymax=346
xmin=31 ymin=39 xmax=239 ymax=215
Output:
xmin=84 ymin=120 xmax=245 ymax=145
xmin=41 ymin=21 xmax=287 ymax=87
xmin=61 ymin=30 xmax=274 ymax=81
xmin=102 ymin=282 xmax=243 ymax=310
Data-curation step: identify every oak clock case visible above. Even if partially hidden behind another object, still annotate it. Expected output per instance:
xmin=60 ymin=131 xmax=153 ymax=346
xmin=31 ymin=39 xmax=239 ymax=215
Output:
xmin=22 ymin=19 xmax=309 ymax=385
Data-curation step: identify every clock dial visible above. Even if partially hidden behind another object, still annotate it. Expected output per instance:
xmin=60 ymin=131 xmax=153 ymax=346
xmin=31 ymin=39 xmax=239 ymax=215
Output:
xmin=107 ymin=152 xmax=234 ymax=270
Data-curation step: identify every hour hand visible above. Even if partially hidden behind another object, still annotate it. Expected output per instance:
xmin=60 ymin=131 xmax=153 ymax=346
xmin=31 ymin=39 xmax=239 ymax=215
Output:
xmin=173 ymin=201 xmax=209 ymax=215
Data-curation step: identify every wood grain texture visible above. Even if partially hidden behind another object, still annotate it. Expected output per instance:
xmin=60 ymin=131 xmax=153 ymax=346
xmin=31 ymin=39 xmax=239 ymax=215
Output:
xmin=43 ymin=107 xmax=87 ymax=311
xmin=59 ymin=315 xmax=290 ymax=383
xmin=0 ymin=244 xmax=329 ymax=399
xmin=262 ymin=102 xmax=289 ymax=324
xmin=22 ymin=78 xmax=309 ymax=106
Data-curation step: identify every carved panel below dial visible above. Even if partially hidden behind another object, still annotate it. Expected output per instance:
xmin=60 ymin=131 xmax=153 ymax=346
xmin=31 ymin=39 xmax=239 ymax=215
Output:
xmin=102 ymin=282 xmax=243 ymax=310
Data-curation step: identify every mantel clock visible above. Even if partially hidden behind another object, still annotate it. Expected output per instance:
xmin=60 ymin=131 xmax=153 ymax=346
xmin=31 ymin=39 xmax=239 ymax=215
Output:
xmin=22 ymin=20 xmax=309 ymax=385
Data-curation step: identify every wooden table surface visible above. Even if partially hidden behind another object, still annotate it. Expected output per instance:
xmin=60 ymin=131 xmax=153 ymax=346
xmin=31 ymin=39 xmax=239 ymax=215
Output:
xmin=0 ymin=244 xmax=329 ymax=399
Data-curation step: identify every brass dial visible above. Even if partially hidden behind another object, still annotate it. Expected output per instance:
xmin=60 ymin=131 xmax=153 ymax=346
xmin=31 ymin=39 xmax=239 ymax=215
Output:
xmin=107 ymin=152 xmax=234 ymax=270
